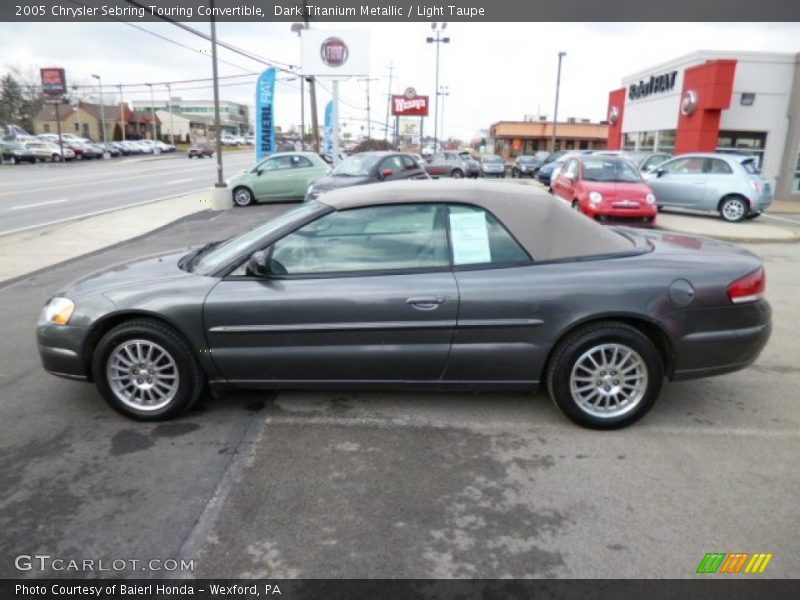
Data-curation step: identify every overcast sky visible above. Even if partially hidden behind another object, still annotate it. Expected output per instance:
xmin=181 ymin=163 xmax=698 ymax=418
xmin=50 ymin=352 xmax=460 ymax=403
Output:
xmin=2 ymin=21 xmax=799 ymax=141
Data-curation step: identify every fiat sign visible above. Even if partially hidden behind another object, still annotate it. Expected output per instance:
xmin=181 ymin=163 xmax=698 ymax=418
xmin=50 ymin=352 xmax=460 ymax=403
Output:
xmin=392 ymin=94 xmax=429 ymax=117
xmin=301 ymin=30 xmax=369 ymax=76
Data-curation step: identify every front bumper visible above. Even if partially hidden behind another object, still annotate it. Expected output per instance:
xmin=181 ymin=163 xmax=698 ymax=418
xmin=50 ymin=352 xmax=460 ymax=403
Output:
xmin=37 ymin=324 xmax=90 ymax=380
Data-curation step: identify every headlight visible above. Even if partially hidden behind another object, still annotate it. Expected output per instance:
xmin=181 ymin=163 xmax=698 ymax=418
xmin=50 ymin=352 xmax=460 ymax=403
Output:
xmin=589 ymin=192 xmax=603 ymax=204
xmin=43 ymin=297 xmax=75 ymax=325
xmin=645 ymin=193 xmax=656 ymax=205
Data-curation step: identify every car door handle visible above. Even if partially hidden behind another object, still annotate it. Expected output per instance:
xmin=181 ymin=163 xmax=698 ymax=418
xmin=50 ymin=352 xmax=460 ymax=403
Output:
xmin=406 ymin=297 xmax=444 ymax=310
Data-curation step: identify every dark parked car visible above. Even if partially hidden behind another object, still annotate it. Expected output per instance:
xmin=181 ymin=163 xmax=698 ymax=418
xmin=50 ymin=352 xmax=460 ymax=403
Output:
xmin=0 ymin=141 xmax=36 ymax=164
xmin=305 ymin=152 xmax=428 ymax=201
xmin=37 ymin=180 xmax=770 ymax=429
xmin=512 ymin=155 xmax=546 ymax=178
xmin=479 ymin=154 xmax=506 ymax=178
xmin=187 ymin=143 xmax=214 ymax=158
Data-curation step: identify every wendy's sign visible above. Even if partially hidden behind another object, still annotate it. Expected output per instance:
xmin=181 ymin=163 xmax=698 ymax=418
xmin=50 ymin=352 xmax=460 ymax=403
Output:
xmin=392 ymin=94 xmax=429 ymax=117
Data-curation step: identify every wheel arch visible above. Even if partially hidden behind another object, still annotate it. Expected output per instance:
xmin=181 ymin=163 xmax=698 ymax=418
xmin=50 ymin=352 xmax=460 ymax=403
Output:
xmin=81 ymin=310 xmax=199 ymax=382
xmin=717 ymin=192 xmax=750 ymax=212
xmin=542 ymin=313 xmax=676 ymax=382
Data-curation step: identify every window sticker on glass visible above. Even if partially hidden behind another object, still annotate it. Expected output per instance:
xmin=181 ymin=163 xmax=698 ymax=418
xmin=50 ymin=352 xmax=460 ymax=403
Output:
xmin=450 ymin=211 xmax=491 ymax=265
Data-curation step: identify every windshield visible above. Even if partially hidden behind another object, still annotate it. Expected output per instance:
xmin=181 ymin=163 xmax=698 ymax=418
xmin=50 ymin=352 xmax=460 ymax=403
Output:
xmin=332 ymin=154 xmax=381 ymax=176
xmin=582 ymin=158 xmax=642 ymax=183
xmin=190 ymin=202 xmax=324 ymax=274
xmin=517 ymin=156 xmax=536 ymax=163
xmin=482 ymin=155 xmax=503 ymax=163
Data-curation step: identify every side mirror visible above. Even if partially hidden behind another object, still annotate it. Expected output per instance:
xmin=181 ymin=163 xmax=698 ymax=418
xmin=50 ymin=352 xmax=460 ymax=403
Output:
xmin=381 ymin=168 xmax=393 ymax=179
xmin=655 ymin=168 xmax=665 ymax=178
xmin=246 ymin=250 xmax=269 ymax=277
xmin=256 ymin=168 xmax=263 ymax=176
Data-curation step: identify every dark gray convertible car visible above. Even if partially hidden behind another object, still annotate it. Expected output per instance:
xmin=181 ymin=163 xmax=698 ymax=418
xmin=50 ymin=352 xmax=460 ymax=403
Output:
xmin=37 ymin=180 xmax=771 ymax=429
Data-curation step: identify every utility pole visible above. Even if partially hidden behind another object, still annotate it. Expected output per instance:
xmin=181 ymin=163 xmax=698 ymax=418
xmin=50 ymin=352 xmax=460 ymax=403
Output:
xmin=358 ymin=77 xmax=377 ymax=142
xmin=291 ymin=22 xmax=306 ymax=150
xmin=551 ymin=51 xmax=566 ymax=153
xmin=308 ymin=77 xmax=320 ymax=153
xmin=426 ymin=23 xmax=450 ymax=154
xmin=384 ymin=61 xmax=394 ymax=142
xmin=210 ymin=0 xmax=224 ymax=188
xmin=438 ymin=85 xmax=449 ymax=148
xmin=118 ymin=84 xmax=126 ymax=141
xmin=166 ymin=82 xmax=175 ymax=146
xmin=71 ymin=85 xmax=81 ymax=139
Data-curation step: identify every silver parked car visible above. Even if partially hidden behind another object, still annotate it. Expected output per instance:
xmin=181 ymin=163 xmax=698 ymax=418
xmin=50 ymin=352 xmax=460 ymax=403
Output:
xmin=645 ymin=153 xmax=772 ymax=222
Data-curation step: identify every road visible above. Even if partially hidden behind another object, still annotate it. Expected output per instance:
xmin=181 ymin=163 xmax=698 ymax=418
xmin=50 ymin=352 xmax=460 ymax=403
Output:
xmin=0 ymin=152 xmax=255 ymax=236
xmin=0 ymin=203 xmax=798 ymax=579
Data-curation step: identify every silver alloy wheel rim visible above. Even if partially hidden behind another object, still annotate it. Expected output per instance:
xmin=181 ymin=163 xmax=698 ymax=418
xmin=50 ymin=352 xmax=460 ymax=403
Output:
xmin=722 ymin=198 xmax=745 ymax=221
xmin=569 ymin=343 xmax=648 ymax=419
xmin=106 ymin=339 xmax=179 ymax=412
xmin=234 ymin=189 xmax=251 ymax=206
xmin=452 ymin=170 xmax=463 ymax=178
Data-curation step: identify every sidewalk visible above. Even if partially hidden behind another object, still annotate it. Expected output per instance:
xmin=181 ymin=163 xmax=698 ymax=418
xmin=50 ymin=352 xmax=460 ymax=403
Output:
xmin=0 ymin=190 xmax=212 ymax=283
xmin=656 ymin=211 xmax=800 ymax=243
xmin=769 ymin=199 xmax=800 ymax=214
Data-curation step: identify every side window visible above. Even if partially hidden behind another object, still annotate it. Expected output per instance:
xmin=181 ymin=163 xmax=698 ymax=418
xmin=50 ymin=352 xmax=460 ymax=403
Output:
xmin=270 ymin=204 xmax=449 ymax=275
xmin=564 ymin=160 xmax=579 ymax=178
xmin=662 ymin=157 xmax=705 ymax=174
xmin=261 ymin=156 xmax=294 ymax=171
xmin=379 ymin=156 xmax=405 ymax=174
xmin=402 ymin=156 xmax=418 ymax=170
xmin=708 ymin=159 xmax=733 ymax=174
xmin=294 ymin=156 xmax=313 ymax=169
xmin=448 ymin=205 xmax=531 ymax=267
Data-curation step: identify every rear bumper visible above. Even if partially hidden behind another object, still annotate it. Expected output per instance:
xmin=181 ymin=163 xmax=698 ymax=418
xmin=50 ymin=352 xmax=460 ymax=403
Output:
xmin=667 ymin=301 xmax=771 ymax=381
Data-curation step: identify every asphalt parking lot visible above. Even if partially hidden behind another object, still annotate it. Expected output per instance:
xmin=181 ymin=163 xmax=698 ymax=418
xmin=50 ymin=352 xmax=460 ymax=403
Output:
xmin=0 ymin=203 xmax=798 ymax=579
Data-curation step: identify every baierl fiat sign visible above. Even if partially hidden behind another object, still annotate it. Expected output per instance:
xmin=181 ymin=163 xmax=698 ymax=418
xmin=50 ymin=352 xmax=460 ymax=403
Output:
xmin=301 ymin=30 xmax=369 ymax=76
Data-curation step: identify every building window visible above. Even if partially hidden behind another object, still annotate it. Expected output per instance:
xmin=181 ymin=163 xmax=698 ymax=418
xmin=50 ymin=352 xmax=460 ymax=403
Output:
xmin=74 ymin=123 xmax=80 ymax=132
xmin=579 ymin=140 xmax=589 ymax=150
xmin=623 ymin=133 xmax=637 ymax=150
xmin=43 ymin=124 xmax=50 ymax=133
xmin=640 ymin=131 xmax=656 ymax=151
xmin=657 ymin=129 xmax=676 ymax=152
xmin=717 ymin=130 xmax=767 ymax=169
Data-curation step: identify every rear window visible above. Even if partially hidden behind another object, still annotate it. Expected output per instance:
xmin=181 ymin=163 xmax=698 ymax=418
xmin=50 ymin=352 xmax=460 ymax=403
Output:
xmin=740 ymin=159 xmax=759 ymax=175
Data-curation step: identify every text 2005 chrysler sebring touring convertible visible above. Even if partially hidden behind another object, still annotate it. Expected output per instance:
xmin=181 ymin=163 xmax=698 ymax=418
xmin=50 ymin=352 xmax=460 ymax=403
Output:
xmin=37 ymin=181 xmax=771 ymax=429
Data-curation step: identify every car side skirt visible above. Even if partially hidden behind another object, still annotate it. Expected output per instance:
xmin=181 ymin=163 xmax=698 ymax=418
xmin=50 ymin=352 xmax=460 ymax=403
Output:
xmin=210 ymin=379 xmax=539 ymax=392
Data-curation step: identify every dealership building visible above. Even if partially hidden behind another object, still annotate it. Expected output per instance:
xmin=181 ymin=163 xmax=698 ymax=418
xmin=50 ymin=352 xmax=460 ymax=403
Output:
xmin=606 ymin=51 xmax=800 ymax=201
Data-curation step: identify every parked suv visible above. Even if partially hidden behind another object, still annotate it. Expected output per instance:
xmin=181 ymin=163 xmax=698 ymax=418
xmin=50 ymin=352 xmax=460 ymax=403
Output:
xmin=644 ymin=153 xmax=772 ymax=222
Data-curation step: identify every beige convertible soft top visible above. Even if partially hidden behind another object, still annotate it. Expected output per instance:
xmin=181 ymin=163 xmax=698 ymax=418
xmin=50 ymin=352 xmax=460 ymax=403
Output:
xmin=317 ymin=179 xmax=633 ymax=261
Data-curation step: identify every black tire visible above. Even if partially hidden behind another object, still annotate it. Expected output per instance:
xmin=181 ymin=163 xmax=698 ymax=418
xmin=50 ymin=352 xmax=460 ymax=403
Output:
xmin=13 ymin=156 xmax=19 ymax=165
xmin=52 ymin=154 xmax=61 ymax=162
xmin=92 ymin=319 xmax=204 ymax=421
xmin=188 ymin=154 xmax=193 ymax=159
xmin=719 ymin=195 xmax=748 ymax=223
xmin=451 ymin=169 xmax=464 ymax=179
xmin=745 ymin=212 xmax=761 ymax=220
xmin=233 ymin=186 xmax=254 ymax=207
xmin=545 ymin=321 xmax=664 ymax=430
xmin=571 ymin=200 xmax=582 ymax=214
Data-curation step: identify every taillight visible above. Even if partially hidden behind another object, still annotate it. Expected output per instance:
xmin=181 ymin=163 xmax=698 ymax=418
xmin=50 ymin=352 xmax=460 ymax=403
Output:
xmin=727 ymin=266 xmax=766 ymax=304
xmin=749 ymin=180 xmax=763 ymax=193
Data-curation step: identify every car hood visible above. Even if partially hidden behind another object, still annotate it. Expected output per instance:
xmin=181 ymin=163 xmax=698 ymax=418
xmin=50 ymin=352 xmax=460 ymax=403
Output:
xmin=584 ymin=181 xmax=652 ymax=199
xmin=63 ymin=250 xmax=201 ymax=298
xmin=312 ymin=174 xmax=372 ymax=191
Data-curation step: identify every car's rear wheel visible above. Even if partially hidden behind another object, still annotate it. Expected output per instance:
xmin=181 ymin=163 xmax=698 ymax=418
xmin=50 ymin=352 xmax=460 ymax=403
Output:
xmin=546 ymin=322 xmax=663 ymax=429
xmin=451 ymin=169 xmax=464 ymax=179
xmin=233 ymin=186 xmax=254 ymax=207
xmin=719 ymin=196 xmax=748 ymax=223
xmin=12 ymin=156 xmax=19 ymax=165
xmin=51 ymin=154 xmax=61 ymax=162
xmin=92 ymin=320 xmax=204 ymax=420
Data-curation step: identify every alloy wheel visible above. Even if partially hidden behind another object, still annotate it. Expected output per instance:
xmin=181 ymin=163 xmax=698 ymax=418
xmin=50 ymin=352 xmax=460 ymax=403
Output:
xmin=106 ymin=339 xmax=180 ymax=412
xmin=569 ymin=343 xmax=648 ymax=419
xmin=721 ymin=198 xmax=746 ymax=222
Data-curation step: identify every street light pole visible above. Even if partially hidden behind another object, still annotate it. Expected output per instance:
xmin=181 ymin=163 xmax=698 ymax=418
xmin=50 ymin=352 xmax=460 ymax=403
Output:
xmin=426 ymin=23 xmax=450 ymax=154
xmin=118 ymin=83 xmax=126 ymax=141
xmin=357 ymin=77 xmax=378 ymax=142
xmin=145 ymin=82 xmax=159 ymax=154
xmin=551 ymin=51 xmax=566 ymax=154
xmin=166 ymin=82 xmax=175 ymax=146
xmin=91 ymin=74 xmax=109 ymax=158
xmin=438 ymin=85 xmax=449 ymax=148
xmin=209 ymin=0 xmax=225 ymax=189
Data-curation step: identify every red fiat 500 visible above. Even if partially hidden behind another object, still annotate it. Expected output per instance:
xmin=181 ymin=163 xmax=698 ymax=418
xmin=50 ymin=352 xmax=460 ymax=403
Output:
xmin=552 ymin=156 xmax=657 ymax=224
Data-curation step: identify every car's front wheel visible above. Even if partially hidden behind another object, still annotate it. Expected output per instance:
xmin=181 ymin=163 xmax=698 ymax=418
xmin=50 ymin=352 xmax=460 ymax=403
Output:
xmin=546 ymin=322 xmax=663 ymax=429
xmin=51 ymin=154 xmax=61 ymax=162
xmin=92 ymin=320 xmax=204 ymax=420
xmin=233 ymin=186 xmax=254 ymax=207
xmin=451 ymin=169 xmax=464 ymax=179
xmin=719 ymin=196 xmax=748 ymax=223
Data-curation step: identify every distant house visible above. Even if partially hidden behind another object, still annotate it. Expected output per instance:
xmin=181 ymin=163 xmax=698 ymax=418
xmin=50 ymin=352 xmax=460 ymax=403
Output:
xmin=34 ymin=102 xmax=161 ymax=141
xmin=490 ymin=120 xmax=609 ymax=158
xmin=155 ymin=110 xmax=213 ymax=143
